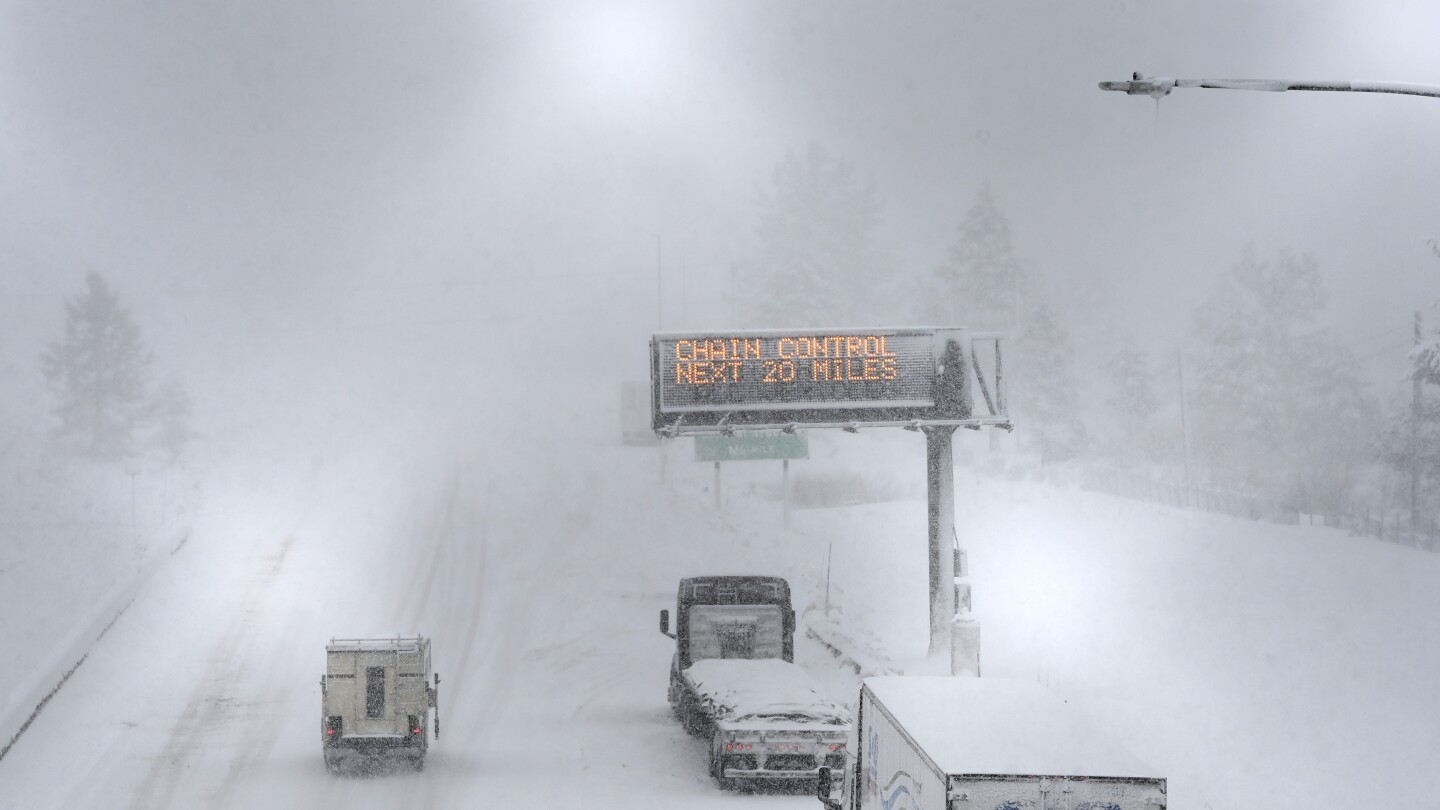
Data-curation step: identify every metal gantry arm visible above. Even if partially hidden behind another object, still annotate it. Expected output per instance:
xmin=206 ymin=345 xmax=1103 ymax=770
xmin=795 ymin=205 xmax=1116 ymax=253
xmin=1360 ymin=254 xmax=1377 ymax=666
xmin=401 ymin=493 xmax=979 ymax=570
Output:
xmin=1100 ymin=72 xmax=1440 ymax=100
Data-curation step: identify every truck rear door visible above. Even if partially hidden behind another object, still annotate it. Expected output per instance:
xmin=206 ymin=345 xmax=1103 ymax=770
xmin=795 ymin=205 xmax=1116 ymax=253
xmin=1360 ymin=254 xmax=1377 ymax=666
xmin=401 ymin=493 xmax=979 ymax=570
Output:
xmin=350 ymin=652 xmax=398 ymax=735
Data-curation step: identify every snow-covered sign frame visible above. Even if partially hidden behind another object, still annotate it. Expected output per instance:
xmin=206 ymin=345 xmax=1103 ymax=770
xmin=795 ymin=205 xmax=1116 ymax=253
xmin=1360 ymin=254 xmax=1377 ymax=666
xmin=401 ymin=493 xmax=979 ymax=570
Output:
xmin=649 ymin=327 xmax=1010 ymax=437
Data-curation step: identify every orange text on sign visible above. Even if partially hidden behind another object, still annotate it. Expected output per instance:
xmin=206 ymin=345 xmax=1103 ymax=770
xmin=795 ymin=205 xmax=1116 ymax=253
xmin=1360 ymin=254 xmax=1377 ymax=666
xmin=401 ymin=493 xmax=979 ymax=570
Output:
xmin=670 ymin=334 xmax=903 ymax=386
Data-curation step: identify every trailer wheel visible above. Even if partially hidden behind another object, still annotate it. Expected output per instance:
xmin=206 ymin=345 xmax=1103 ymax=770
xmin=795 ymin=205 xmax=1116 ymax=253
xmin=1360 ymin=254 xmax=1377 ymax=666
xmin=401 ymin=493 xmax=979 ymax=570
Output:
xmin=323 ymin=751 xmax=341 ymax=774
xmin=678 ymin=695 xmax=704 ymax=736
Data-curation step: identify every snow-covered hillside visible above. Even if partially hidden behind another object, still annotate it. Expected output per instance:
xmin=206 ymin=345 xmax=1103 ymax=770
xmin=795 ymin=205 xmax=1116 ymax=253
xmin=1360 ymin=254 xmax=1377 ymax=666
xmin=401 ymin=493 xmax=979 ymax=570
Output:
xmin=1 ymin=414 xmax=1438 ymax=809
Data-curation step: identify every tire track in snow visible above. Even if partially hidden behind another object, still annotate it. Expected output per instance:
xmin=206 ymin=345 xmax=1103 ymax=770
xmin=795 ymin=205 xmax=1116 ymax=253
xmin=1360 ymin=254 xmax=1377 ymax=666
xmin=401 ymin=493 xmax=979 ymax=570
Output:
xmin=441 ymin=465 xmax=558 ymax=773
xmin=206 ymin=581 xmax=315 ymax=810
xmin=122 ymin=534 xmax=296 ymax=810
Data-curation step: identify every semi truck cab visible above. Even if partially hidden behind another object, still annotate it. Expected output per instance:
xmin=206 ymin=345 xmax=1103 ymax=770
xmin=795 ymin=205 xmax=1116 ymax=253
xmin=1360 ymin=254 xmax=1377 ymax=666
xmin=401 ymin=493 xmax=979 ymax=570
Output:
xmin=660 ymin=576 xmax=849 ymax=789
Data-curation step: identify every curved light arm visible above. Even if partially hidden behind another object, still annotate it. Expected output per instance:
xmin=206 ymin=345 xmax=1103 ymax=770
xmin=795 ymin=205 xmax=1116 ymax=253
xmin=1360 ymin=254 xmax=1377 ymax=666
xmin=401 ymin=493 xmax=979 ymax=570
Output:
xmin=1100 ymin=73 xmax=1440 ymax=100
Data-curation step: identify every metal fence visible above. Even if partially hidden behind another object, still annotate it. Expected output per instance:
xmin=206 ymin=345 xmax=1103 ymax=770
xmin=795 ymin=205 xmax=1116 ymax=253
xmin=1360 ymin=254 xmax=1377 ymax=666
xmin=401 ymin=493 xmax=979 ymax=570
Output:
xmin=1032 ymin=465 xmax=1440 ymax=553
xmin=1313 ymin=510 xmax=1439 ymax=552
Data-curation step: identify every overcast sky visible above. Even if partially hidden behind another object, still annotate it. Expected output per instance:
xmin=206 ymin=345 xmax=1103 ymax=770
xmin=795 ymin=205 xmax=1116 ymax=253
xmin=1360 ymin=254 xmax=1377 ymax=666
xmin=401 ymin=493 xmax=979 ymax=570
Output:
xmin=3 ymin=0 xmax=1437 ymax=428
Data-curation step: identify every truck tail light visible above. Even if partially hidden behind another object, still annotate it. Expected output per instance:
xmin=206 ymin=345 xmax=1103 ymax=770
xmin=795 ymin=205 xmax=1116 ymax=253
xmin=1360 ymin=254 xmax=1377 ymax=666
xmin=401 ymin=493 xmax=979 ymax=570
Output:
xmin=408 ymin=715 xmax=422 ymax=736
xmin=325 ymin=716 xmax=343 ymax=741
xmin=725 ymin=743 xmax=753 ymax=750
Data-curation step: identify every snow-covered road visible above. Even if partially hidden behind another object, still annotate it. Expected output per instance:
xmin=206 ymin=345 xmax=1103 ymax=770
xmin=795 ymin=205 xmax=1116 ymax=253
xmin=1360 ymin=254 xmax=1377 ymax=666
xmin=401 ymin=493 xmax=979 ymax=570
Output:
xmin=5 ymin=403 xmax=1440 ymax=809
xmin=0 ymin=419 xmax=851 ymax=809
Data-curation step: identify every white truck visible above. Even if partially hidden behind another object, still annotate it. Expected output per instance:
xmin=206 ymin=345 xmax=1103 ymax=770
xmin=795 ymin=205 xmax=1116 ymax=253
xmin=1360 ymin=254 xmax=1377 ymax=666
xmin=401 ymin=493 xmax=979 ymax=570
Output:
xmin=660 ymin=576 xmax=851 ymax=789
xmin=320 ymin=637 xmax=439 ymax=773
xmin=817 ymin=676 xmax=1167 ymax=810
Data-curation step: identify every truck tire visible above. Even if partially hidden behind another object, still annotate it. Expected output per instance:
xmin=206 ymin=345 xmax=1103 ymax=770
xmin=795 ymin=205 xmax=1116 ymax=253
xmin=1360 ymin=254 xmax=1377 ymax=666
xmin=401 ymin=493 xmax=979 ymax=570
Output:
xmin=678 ymin=694 xmax=704 ymax=736
xmin=323 ymin=751 xmax=341 ymax=774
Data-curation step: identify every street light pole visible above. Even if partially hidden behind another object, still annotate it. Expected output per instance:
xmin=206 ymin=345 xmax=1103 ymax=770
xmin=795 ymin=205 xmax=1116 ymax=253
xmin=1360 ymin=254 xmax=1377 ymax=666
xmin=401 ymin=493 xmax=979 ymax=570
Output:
xmin=1100 ymin=73 xmax=1440 ymax=100
xmin=651 ymin=233 xmax=667 ymax=487
xmin=1414 ymin=310 xmax=1423 ymax=534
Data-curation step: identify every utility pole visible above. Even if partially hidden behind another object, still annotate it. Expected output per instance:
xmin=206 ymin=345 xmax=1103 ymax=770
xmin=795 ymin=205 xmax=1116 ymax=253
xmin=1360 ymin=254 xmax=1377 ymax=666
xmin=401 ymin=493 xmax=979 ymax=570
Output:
xmin=652 ymin=234 xmax=663 ymax=330
xmin=124 ymin=462 xmax=140 ymax=525
xmin=1414 ymin=310 xmax=1423 ymax=532
xmin=653 ymin=233 xmax=666 ymax=487
xmin=1178 ymin=348 xmax=1191 ymax=488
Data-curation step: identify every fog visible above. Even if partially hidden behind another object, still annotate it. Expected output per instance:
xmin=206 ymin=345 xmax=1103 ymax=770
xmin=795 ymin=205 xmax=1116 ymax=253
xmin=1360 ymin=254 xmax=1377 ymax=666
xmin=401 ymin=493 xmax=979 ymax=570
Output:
xmin=5 ymin=0 xmax=1438 ymax=437
xmin=2 ymin=2 xmax=1440 ymax=806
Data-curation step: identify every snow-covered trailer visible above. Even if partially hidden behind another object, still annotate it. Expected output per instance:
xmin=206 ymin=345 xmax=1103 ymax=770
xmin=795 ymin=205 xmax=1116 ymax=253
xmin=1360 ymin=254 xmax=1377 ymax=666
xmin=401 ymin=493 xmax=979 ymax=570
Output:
xmin=320 ymin=637 xmax=439 ymax=772
xmin=660 ymin=576 xmax=850 ymax=788
xmin=686 ymin=658 xmax=851 ymax=789
xmin=818 ymin=676 xmax=1166 ymax=810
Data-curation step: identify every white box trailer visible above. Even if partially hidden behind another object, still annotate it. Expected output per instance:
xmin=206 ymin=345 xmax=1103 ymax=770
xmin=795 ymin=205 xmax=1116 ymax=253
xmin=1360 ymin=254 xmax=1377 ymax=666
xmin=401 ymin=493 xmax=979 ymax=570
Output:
xmin=320 ymin=637 xmax=439 ymax=773
xmin=818 ymin=677 xmax=1166 ymax=810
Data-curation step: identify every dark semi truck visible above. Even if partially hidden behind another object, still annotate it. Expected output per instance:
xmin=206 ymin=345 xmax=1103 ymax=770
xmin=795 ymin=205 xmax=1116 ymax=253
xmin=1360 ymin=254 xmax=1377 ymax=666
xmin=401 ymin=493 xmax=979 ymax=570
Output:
xmin=660 ymin=576 xmax=850 ymax=790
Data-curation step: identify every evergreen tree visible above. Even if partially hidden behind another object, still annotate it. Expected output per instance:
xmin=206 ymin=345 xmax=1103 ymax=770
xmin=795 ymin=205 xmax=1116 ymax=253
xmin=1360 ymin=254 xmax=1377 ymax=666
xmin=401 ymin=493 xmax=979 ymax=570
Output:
xmin=1379 ymin=301 xmax=1438 ymax=522
xmin=1187 ymin=245 xmax=1373 ymax=506
xmin=1412 ymin=303 xmax=1440 ymax=387
xmin=930 ymin=186 xmax=1086 ymax=459
xmin=741 ymin=142 xmax=895 ymax=326
xmin=40 ymin=273 xmax=154 ymax=460
xmin=1015 ymin=301 xmax=1088 ymax=462
xmin=1102 ymin=344 xmax=1161 ymax=460
xmin=146 ymin=377 xmax=195 ymax=462
xmin=1376 ymin=399 xmax=1440 ymax=519
xmin=928 ymin=184 xmax=1024 ymax=329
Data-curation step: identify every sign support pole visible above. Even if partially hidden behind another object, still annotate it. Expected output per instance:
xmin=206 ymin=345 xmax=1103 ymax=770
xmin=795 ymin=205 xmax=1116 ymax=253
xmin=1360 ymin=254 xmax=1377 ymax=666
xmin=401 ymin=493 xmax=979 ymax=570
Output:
xmin=924 ymin=425 xmax=957 ymax=659
xmin=714 ymin=461 xmax=722 ymax=509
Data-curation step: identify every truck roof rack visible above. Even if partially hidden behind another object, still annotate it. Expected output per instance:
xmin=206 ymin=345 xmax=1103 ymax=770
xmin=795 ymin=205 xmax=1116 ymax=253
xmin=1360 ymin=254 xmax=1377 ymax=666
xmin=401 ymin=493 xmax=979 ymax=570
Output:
xmin=326 ymin=636 xmax=426 ymax=652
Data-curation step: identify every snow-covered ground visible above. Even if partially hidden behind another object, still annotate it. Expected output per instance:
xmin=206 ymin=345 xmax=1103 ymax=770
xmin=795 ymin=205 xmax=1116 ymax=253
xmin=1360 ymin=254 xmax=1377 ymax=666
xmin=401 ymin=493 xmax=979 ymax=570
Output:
xmin=1 ymin=409 xmax=1439 ymax=809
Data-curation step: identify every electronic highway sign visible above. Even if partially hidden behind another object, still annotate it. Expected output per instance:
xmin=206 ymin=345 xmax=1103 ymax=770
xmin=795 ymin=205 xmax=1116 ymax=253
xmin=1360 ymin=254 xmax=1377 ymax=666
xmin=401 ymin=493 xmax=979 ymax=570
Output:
xmin=650 ymin=327 xmax=985 ymax=435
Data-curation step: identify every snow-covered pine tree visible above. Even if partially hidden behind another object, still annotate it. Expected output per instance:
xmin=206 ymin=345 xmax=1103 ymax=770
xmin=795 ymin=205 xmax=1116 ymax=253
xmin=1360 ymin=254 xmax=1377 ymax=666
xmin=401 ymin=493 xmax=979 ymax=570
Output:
xmin=927 ymin=184 xmax=1023 ymax=329
xmin=1016 ymin=300 xmax=1088 ymax=462
xmin=1187 ymin=245 xmax=1373 ymax=508
xmin=40 ymin=273 xmax=154 ymax=460
xmin=931 ymin=186 xmax=1086 ymax=460
xmin=741 ymin=142 xmax=896 ymax=327
xmin=1102 ymin=344 xmax=1161 ymax=461
xmin=146 ymin=377 xmax=195 ymax=462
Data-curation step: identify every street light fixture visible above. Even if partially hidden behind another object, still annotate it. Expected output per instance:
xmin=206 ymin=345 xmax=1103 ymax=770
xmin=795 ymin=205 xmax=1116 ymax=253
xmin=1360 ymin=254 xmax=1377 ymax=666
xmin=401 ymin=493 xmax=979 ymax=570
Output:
xmin=1100 ymin=72 xmax=1440 ymax=100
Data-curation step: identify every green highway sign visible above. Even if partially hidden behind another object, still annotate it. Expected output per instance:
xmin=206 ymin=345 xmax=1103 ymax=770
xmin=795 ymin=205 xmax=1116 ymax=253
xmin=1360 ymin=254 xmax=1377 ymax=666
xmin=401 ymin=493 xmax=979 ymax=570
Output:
xmin=694 ymin=431 xmax=809 ymax=462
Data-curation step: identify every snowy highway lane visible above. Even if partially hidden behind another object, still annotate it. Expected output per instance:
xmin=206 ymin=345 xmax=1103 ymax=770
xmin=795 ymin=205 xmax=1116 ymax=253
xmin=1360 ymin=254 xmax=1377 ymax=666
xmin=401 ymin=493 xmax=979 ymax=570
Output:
xmin=7 ymin=404 xmax=1440 ymax=809
xmin=0 ymin=428 xmax=844 ymax=810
